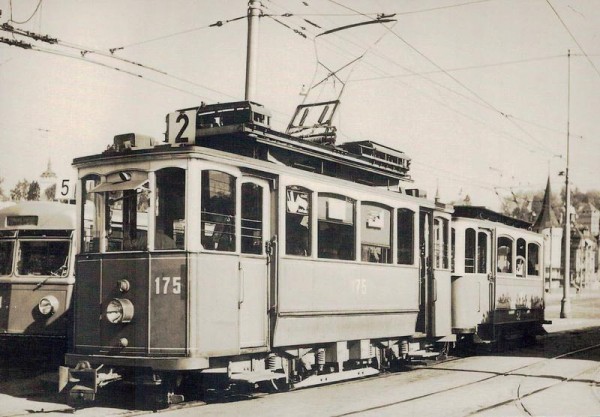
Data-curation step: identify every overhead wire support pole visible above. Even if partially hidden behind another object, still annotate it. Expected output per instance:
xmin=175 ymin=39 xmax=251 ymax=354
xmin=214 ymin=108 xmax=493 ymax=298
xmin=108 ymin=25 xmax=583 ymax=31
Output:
xmin=561 ymin=49 xmax=571 ymax=319
xmin=245 ymin=0 xmax=261 ymax=101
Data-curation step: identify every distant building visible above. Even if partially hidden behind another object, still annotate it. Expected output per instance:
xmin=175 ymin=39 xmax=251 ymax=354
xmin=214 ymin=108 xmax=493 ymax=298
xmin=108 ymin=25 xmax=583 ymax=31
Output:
xmin=578 ymin=203 xmax=600 ymax=238
xmin=532 ymin=177 xmax=563 ymax=290
xmin=38 ymin=159 xmax=57 ymax=201
xmin=571 ymin=226 xmax=598 ymax=290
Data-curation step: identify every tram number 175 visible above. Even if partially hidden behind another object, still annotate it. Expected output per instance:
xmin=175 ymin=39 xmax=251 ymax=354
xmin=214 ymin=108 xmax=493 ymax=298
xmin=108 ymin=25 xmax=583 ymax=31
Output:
xmin=154 ymin=277 xmax=182 ymax=295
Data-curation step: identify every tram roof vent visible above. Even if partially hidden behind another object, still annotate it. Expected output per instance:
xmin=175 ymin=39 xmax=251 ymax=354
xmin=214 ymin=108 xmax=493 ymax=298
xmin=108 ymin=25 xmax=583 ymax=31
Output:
xmin=406 ymin=188 xmax=427 ymax=198
xmin=113 ymin=133 xmax=156 ymax=151
xmin=338 ymin=141 xmax=411 ymax=174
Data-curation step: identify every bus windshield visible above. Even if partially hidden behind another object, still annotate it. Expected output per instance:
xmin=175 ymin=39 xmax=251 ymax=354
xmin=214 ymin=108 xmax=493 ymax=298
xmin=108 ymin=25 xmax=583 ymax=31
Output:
xmin=17 ymin=240 xmax=70 ymax=277
xmin=0 ymin=240 xmax=14 ymax=275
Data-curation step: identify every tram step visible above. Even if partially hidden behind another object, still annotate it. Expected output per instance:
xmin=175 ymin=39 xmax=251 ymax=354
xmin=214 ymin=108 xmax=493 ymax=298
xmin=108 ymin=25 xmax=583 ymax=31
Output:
xmin=229 ymin=370 xmax=287 ymax=384
xmin=407 ymin=350 xmax=440 ymax=359
xmin=294 ymin=367 xmax=379 ymax=389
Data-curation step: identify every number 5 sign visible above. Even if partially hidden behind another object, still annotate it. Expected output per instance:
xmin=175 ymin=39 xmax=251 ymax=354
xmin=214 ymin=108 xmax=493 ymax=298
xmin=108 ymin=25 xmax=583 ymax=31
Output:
xmin=55 ymin=178 xmax=76 ymax=200
xmin=167 ymin=109 xmax=197 ymax=144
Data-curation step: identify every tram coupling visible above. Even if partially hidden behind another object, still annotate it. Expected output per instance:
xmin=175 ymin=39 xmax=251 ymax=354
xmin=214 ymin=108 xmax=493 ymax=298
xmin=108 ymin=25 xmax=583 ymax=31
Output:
xmin=58 ymin=361 xmax=122 ymax=403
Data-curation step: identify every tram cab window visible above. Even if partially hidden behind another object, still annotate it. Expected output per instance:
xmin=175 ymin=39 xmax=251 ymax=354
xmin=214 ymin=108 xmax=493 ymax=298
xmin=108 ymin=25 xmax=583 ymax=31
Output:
xmin=81 ymin=175 xmax=101 ymax=253
xmin=0 ymin=240 xmax=14 ymax=275
xmin=516 ymin=238 xmax=526 ymax=277
xmin=106 ymin=186 xmax=150 ymax=252
xmin=361 ymin=203 xmax=391 ymax=264
xmin=397 ymin=208 xmax=414 ymax=265
xmin=241 ymin=183 xmax=263 ymax=255
xmin=155 ymin=168 xmax=185 ymax=250
xmin=17 ymin=240 xmax=70 ymax=277
xmin=286 ymin=187 xmax=311 ymax=256
xmin=497 ymin=236 xmax=513 ymax=273
xmin=527 ymin=243 xmax=540 ymax=276
xmin=318 ymin=194 xmax=355 ymax=260
xmin=201 ymin=171 xmax=236 ymax=252
xmin=477 ymin=231 xmax=489 ymax=273
xmin=434 ymin=218 xmax=449 ymax=269
xmin=464 ymin=228 xmax=476 ymax=273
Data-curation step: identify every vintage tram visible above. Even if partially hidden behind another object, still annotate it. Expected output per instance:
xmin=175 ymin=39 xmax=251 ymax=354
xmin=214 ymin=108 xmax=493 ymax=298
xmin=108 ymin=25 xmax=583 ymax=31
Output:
xmin=450 ymin=206 xmax=546 ymax=347
xmin=0 ymin=201 xmax=77 ymax=357
xmin=59 ymin=101 xmax=456 ymax=405
xmin=58 ymin=101 xmax=546 ymax=407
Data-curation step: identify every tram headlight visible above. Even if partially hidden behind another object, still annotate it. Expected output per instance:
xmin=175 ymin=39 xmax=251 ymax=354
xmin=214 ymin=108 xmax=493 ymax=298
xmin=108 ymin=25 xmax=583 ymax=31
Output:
xmin=105 ymin=298 xmax=134 ymax=324
xmin=38 ymin=296 xmax=59 ymax=316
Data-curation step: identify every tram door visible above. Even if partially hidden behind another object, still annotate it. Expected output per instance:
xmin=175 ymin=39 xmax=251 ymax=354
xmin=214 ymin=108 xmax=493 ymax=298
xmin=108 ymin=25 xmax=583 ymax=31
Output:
xmin=417 ymin=209 xmax=434 ymax=335
xmin=238 ymin=178 xmax=270 ymax=349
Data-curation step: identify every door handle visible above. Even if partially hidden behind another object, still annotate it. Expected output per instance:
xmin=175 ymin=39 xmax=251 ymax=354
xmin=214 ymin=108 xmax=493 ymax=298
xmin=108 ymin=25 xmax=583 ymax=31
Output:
xmin=238 ymin=263 xmax=245 ymax=307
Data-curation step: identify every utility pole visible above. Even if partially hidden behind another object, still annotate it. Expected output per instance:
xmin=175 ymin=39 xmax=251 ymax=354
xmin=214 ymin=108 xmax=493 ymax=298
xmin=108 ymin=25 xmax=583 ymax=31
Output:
xmin=245 ymin=0 xmax=261 ymax=101
xmin=561 ymin=50 xmax=572 ymax=319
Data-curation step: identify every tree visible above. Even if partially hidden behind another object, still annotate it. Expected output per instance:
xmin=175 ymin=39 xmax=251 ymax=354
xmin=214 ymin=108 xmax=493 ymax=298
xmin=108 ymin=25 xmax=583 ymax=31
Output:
xmin=0 ymin=177 xmax=7 ymax=201
xmin=27 ymin=181 xmax=41 ymax=201
xmin=10 ymin=179 xmax=30 ymax=201
xmin=45 ymin=184 xmax=56 ymax=201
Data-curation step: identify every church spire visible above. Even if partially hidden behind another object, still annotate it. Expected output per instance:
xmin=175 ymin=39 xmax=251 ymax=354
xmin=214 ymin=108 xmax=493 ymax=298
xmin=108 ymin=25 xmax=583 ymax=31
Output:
xmin=533 ymin=176 xmax=559 ymax=231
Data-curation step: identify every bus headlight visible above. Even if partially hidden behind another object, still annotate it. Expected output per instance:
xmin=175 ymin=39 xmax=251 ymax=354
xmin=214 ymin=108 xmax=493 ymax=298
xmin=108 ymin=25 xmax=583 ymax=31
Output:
xmin=105 ymin=298 xmax=134 ymax=324
xmin=38 ymin=296 xmax=59 ymax=316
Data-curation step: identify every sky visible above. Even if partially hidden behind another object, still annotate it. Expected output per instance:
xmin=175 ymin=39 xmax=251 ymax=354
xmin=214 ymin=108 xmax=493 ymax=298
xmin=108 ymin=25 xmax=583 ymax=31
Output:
xmin=1 ymin=0 xmax=599 ymax=211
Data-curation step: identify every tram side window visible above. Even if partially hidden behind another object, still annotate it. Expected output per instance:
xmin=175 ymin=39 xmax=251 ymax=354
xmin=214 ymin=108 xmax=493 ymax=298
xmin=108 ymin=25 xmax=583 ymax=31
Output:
xmin=201 ymin=171 xmax=236 ymax=252
xmin=286 ymin=187 xmax=311 ymax=256
xmin=361 ymin=203 xmax=391 ymax=264
xmin=477 ymin=231 xmax=488 ymax=273
xmin=318 ymin=194 xmax=355 ymax=260
xmin=397 ymin=208 xmax=414 ymax=265
xmin=464 ymin=228 xmax=476 ymax=273
xmin=434 ymin=218 xmax=449 ymax=269
xmin=497 ymin=236 xmax=513 ymax=273
xmin=241 ymin=183 xmax=263 ymax=255
xmin=527 ymin=243 xmax=540 ymax=276
xmin=17 ymin=241 xmax=70 ymax=276
xmin=0 ymin=240 xmax=14 ymax=275
xmin=516 ymin=238 xmax=526 ymax=277
xmin=81 ymin=175 xmax=101 ymax=253
xmin=155 ymin=168 xmax=185 ymax=250
xmin=106 ymin=186 xmax=150 ymax=252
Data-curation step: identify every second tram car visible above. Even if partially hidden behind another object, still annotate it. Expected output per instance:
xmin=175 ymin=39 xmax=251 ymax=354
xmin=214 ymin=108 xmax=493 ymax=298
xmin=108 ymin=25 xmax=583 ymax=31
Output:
xmin=451 ymin=206 xmax=546 ymax=347
xmin=0 ymin=201 xmax=77 ymax=356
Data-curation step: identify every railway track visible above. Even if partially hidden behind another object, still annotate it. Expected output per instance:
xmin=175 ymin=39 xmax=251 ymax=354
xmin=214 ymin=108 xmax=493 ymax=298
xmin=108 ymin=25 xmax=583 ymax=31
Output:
xmin=324 ymin=342 xmax=600 ymax=417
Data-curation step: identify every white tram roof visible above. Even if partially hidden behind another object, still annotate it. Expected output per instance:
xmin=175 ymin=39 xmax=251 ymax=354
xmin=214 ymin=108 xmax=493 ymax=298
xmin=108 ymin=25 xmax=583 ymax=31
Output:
xmin=0 ymin=201 xmax=76 ymax=230
xmin=453 ymin=205 xmax=532 ymax=230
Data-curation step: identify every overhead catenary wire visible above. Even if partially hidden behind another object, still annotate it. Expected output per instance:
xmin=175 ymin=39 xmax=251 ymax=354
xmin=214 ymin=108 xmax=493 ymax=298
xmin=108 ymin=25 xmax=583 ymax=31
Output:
xmin=545 ymin=0 xmax=600 ymax=81
xmin=8 ymin=0 xmax=43 ymax=25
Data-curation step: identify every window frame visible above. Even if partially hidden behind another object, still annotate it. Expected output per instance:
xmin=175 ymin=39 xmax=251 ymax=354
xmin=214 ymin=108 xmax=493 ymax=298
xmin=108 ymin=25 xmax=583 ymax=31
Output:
xmin=360 ymin=201 xmax=392 ymax=264
xmin=317 ymin=192 xmax=356 ymax=261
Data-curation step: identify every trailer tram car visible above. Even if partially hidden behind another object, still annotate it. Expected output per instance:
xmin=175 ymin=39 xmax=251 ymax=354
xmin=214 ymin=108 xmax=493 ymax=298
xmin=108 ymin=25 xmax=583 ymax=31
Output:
xmin=0 ymin=201 xmax=77 ymax=358
xmin=450 ymin=206 xmax=546 ymax=348
xmin=59 ymin=101 xmax=460 ymax=406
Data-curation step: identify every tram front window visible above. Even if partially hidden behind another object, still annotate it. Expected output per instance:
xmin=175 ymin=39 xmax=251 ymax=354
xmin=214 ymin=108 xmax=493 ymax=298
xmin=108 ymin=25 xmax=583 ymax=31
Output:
xmin=201 ymin=170 xmax=236 ymax=252
xmin=155 ymin=168 xmax=185 ymax=250
xmin=107 ymin=187 xmax=150 ymax=252
xmin=81 ymin=175 xmax=101 ymax=253
xmin=0 ymin=240 xmax=14 ymax=275
xmin=318 ymin=194 xmax=355 ymax=261
xmin=17 ymin=240 xmax=69 ymax=276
